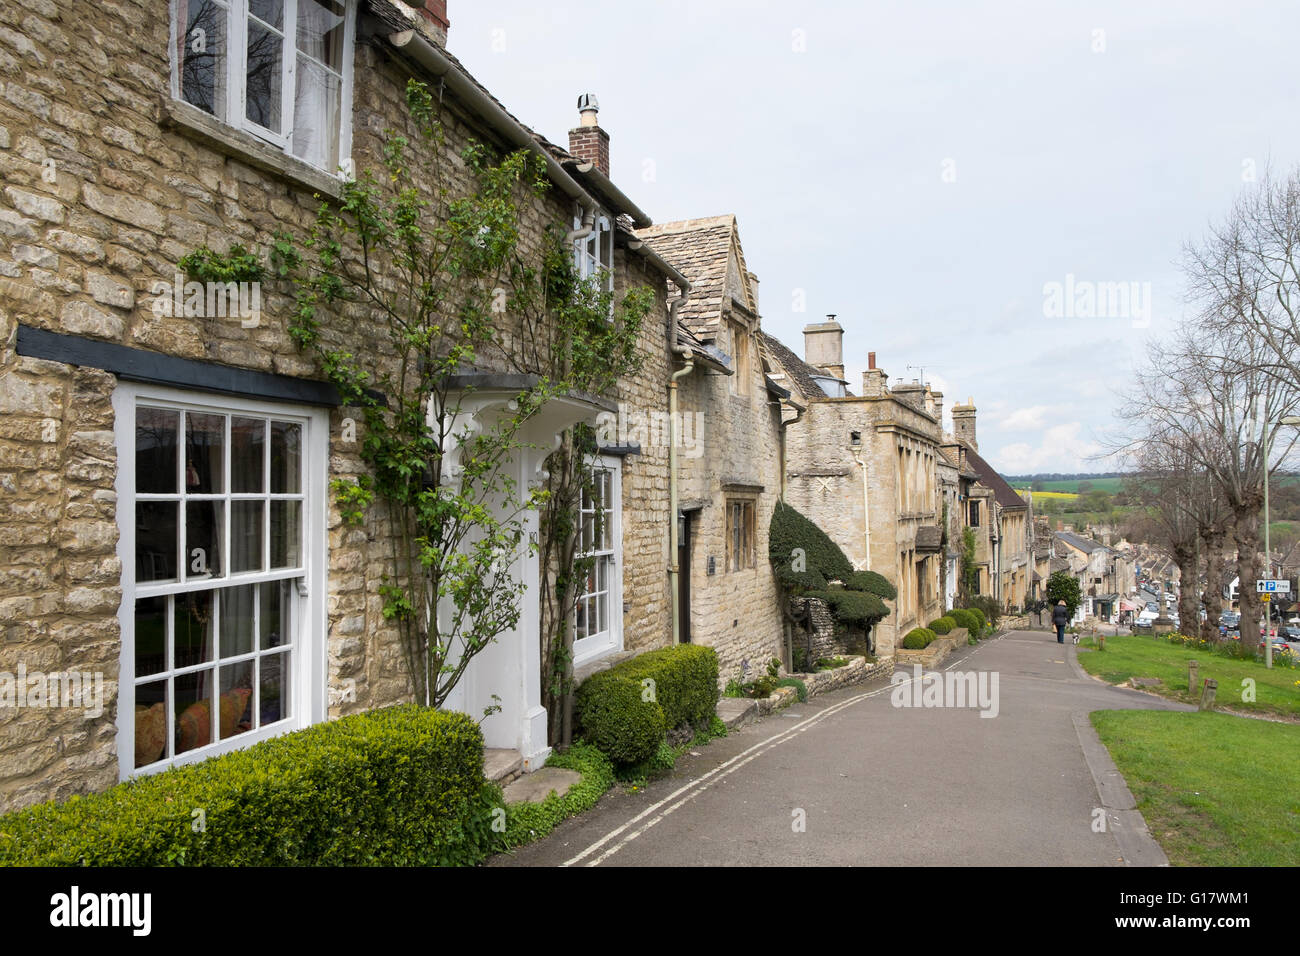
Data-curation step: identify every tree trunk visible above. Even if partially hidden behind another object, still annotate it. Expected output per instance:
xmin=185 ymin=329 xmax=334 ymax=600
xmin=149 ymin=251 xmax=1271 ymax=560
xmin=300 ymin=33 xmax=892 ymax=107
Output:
xmin=1232 ymin=507 xmax=1262 ymax=646
xmin=1174 ymin=545 xmax=1199 ymax=636
xmin=1201 ymin=528 xmax=1226 ymax=642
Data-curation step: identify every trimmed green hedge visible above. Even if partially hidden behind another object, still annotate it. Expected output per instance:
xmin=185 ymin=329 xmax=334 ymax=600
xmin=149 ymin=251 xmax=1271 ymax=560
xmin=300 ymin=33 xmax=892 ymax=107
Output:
xmin=845 ymin=570 xmax=897 ymax=601
xmin=928 ymin=616 xmax=956 ymax=635
xmin=0 ymin=705 xmax=497 ymax=866
xmin=965 ymin=606 xmax=988 ymax=630
xmin=901 ymin=627 xmax=937 ymax=649
xmin=949 ymin=608 xmax=980 ymax=635
xmin=768 ymin=500 xmax=855 ymax=584
xmin=810 ymin=587 xmax=888 ymax=625
xmin=575 ymin=645 xmax=720 ymax=767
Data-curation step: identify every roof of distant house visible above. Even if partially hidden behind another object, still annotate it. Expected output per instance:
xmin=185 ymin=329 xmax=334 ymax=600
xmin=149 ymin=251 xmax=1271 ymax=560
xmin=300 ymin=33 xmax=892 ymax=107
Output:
xmin=957 ymin=441 xmax=1027 ymax=510
xmin=1056 ymin=530 xmax=1108 ymax=554
xmin=634 ymin=216 xmax=751 ymax=338
xmin=756 ymin=330 xmax=831 ymax=401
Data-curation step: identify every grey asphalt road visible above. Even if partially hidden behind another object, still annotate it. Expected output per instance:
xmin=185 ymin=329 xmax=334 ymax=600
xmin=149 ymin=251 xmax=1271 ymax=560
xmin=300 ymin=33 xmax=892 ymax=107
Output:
xmin=489 ymin=629 xmax=1193 ymax=867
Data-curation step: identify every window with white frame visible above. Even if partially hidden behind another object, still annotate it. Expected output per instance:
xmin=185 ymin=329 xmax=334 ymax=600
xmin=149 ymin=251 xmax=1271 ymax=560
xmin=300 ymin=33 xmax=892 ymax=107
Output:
xmin=574 ymin=211 xmax=614 ymax=294
xmin=170 ymin=0 xmax=355 ymax=173
xmin=573 ymin=458 xmax=622 ymax=665
xmin=116 ymin=386 xmax=326 ymax=776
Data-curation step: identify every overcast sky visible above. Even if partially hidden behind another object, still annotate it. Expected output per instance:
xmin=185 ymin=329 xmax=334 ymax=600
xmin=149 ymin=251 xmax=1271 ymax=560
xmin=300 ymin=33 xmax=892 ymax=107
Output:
xmin=447 ymin=0 xmax=1300 ymax=474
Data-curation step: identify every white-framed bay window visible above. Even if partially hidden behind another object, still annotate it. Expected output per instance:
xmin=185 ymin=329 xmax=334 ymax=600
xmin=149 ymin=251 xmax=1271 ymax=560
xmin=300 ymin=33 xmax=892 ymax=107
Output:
xmin=572 ymin=456 xmax=623 ymax=666
xmin=113 ymin=384 xmax=328 ymax=778
xmin=169 ymin=0 xmax=356 ymax=173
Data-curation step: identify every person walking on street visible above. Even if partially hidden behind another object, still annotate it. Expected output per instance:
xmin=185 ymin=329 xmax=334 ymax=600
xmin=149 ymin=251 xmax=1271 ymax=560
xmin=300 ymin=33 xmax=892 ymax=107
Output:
xmin=1052 ymin=600 xmax=1070 ymax=644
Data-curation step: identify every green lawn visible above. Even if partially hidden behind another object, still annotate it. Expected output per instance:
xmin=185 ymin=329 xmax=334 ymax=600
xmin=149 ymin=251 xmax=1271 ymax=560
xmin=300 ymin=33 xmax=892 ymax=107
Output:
xmin=1076 ymin=632 xmax=1300 ymax=717
xmin=1091 ymin=710 xmax=1300 ymax=865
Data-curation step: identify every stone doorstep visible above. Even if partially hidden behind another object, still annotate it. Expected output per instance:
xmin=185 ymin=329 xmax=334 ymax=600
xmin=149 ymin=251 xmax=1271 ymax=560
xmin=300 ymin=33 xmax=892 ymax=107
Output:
xmin=501 ymin=766 xmax=581 ymax=805
xmin=716 ymin=696 xmax=757 ymax=731
xmin=484 ymin=748 xmax=523 ymax=786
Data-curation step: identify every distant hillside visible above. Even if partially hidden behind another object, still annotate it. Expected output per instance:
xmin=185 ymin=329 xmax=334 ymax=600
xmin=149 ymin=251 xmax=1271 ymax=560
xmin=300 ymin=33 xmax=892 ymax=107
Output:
xmin=1004 ymin=474 xmax=1127 ymax=494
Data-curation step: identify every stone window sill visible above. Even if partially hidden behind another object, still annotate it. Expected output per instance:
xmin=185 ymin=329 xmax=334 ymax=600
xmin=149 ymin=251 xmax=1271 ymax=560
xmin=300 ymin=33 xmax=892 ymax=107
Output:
xmin=160 ymin=98 xmax=345 ymax=201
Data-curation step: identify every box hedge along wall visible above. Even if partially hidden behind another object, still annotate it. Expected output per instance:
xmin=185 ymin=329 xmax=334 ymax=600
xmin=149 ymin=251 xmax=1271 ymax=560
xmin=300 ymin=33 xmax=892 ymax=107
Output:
xmin=0 ymin=705 xmax=498 ymax=867
xmin=575 ymin=645 xmax=720 ymax=766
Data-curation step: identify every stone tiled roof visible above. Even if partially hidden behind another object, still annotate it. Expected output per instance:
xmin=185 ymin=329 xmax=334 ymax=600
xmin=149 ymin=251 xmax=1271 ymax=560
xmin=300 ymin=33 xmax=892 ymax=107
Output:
xmin=1056 ymin=530 xmax=1107 ymax=554
xmin=1050 ymin=557 xmax=1071 ymax=574
xmin=958 ymin=441 xmax=1028 ymax=510
xmin=756 ymin=330 xmax=827 ymax=402
xmin=634 ymin=216 xmax=748 ymax=338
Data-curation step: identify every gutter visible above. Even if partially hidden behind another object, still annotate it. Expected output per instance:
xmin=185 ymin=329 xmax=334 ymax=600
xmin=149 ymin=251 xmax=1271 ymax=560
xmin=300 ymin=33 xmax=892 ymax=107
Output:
xmin=564 ymin=160 xmax=652 ymax=229
xmin=386 ymin=29 xmax=599 ymax=211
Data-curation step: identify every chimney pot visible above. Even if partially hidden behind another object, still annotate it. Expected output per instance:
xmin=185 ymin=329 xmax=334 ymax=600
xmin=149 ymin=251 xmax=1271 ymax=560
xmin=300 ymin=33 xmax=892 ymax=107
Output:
xmin=868 ymin=351 xmax=876 ymax=370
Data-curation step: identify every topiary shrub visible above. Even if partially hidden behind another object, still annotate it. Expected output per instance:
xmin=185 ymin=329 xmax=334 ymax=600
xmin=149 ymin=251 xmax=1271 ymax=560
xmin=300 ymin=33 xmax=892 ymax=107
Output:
xmin=901 ymin=627 xmax=936 ymax=649
xmin=0 ymin=705 xmax=499 ymax=866
xmin=769 ymin=502 xmax=894 ymax=641
xmin=574 ymin=675 xmax=667 ymax=766
xmin=776 ymin=563 xmax=829 ymax=591
xmin=845 ymin=570 xmax=897 ymax=601
xmin=768 ymin=500 xmax=855 ymax=584
xmin=969 ymin=597 xmax=999 ymax=628
xmin=965 ymin=606 xmax=988 ymax=630
xmin=575 ymin=644 xmax=719 ymax=766
xmin=949 ymin=608 xmax=980 ymax=635
xmin=809 ymin=588 xmax=888 ymax=626
xmin=928 ymin=616 xmax=956 ymax=635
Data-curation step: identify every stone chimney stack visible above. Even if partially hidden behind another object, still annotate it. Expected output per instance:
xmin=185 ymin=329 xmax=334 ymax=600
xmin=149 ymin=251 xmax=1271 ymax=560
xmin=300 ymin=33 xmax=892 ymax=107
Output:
xmin=931 ymin=389 xmax=945 ymax=428
xmin=804 ymin=315 xmax=844 ymax=380
xmin=952 ymin=397 xmax=977 ymax=450
xmin=568 ymin=94 xmax=610 ymax=176
xmin=419 ymin=1 xmax=449 ymax=46
xmin=861 ymin=351 xmax=888 ymax=397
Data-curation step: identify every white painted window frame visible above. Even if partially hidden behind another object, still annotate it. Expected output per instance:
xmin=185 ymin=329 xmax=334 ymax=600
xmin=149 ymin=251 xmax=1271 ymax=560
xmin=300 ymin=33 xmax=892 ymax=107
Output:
xmin=168 ymin=0 xmax=356 ymax=175
xmin=572 ymin=455 xmax=623 ymax=667
xmin=573 ymin=209 xmax=615 ymax=320
xmin=113 ymin=383 xmax=329 ymax=780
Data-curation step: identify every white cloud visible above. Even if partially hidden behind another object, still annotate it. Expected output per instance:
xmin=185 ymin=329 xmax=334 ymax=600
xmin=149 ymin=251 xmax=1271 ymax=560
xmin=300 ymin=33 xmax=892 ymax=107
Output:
xmin=991 ymin=422 xmax=1104 ymax=473
xmin=998 ymin=405 xmax=1050 ymax=431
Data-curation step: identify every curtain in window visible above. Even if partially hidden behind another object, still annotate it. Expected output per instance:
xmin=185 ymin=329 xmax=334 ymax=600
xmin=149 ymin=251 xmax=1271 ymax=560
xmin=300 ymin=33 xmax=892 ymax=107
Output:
xmin=292 ymin=0 xmax=344 ymax=170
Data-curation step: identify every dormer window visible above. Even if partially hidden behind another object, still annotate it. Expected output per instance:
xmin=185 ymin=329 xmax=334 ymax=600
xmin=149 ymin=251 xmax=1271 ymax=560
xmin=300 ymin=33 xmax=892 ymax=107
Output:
xmin=170 ymin=0 xmax=356 ymax=174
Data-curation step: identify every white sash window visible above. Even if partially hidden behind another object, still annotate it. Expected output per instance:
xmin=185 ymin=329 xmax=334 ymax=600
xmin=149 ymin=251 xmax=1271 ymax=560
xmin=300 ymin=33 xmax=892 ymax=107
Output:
xmin=573 ymin=457 xmax=622 ymax=666
xmin=115 ymin=386 xmax=327 ymax=777
xmin=170 ymin=0 xmax=355 ymax=173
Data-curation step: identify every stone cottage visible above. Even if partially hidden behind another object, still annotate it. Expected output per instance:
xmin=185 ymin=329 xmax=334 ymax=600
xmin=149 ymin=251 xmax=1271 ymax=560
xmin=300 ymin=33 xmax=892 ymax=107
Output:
xmin=943 ymin=401 xmax=1030 ymax=612
xmin=762 ymin=321 xmax=945 ymax=654
xmin=0 ymin=0 xmax=699 ymax=810
xmin=633 ymin=215 xmax=793 ymax=683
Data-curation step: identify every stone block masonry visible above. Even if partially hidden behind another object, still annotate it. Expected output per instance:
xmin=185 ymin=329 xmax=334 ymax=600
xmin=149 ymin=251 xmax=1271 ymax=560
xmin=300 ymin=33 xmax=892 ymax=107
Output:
xmin=0 ymin=9 xmax=673 ymax=811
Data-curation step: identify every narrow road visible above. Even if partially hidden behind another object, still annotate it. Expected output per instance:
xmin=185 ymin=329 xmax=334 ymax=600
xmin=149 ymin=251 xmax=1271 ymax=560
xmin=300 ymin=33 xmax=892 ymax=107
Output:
xmin=490 ymin=629 xmax=1191 ymax=867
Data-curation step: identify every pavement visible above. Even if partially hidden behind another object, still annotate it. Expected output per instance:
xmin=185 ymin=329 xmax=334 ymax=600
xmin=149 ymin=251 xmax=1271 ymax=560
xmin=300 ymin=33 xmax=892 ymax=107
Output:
xmin=488 ymin=628 xmax=1194 ymax=867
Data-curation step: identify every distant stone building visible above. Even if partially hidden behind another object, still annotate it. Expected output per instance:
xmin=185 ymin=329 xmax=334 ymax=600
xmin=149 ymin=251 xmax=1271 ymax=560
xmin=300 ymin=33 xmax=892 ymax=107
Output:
xmin=763 ymin=324 xmax=944 ymax=654
xmin=943 ymin=401 xmax=1030 ymax=612
xmin=1055 ymin=531 xmax=1136 ymax=620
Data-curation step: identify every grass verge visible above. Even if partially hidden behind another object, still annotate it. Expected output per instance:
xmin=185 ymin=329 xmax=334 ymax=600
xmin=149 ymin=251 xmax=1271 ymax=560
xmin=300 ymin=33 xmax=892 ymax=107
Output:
xmin=1076 ymin=632 xmax=1300 ymax=718
xmin=1091 ymin=709 xmax=1300 ymax=866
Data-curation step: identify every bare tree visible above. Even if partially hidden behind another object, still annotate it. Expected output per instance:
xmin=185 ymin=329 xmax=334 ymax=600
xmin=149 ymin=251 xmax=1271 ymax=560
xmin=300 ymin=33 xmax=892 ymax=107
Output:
xmin=1185 ymin=166 xmax=1300 ymax=394
xmin=1123 ymin=435 xmax=1228 ymax=636
xmin=1128 ymin=323 xmax=1300 ymax=642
